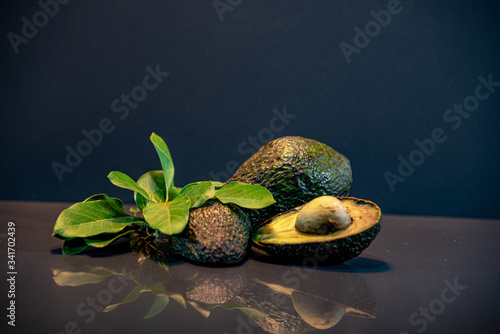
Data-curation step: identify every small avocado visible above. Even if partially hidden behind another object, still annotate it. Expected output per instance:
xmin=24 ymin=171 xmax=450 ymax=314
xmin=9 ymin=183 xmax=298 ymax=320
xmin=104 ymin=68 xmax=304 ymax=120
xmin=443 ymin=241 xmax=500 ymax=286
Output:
xmin=227 ymin=136 xmax=352 ymax=228
xmin=252 ymin=197 xmax=381 ymax=265
xmin=170 ymin=200 xmax=251 ymax=266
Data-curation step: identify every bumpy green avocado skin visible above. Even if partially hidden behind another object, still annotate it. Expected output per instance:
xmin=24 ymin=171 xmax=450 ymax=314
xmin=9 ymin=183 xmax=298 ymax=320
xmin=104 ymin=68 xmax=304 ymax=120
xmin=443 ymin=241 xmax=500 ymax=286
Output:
xmin=227 ymin=136 xmax=352 ymax=228
xmin=170 ymin=201 xmax=251 ymax=266
xmin=253 ymin=220 xmax=381 ymax=265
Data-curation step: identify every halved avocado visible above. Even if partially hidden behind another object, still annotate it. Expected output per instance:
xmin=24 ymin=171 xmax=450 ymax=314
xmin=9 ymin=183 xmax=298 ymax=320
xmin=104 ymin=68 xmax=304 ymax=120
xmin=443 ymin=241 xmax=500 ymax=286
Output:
xmin=252 ymin=197 xmax=381 ymax=265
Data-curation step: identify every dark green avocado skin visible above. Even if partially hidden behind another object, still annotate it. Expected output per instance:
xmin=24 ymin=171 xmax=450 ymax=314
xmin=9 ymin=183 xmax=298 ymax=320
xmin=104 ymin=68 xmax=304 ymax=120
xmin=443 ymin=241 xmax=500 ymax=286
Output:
xmin=252 ymin=220 xmax=381 ymax=266
xmin=227 ymin=136 xmax=352 ymax=228
xmin=170 ymin=200 xmax=251 ymax=266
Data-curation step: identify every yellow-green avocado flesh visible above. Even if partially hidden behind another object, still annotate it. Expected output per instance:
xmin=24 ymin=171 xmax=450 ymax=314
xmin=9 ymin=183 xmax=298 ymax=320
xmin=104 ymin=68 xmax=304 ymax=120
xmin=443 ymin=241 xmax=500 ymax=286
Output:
xmin=252 ymin=197 xmax=381 ymax=265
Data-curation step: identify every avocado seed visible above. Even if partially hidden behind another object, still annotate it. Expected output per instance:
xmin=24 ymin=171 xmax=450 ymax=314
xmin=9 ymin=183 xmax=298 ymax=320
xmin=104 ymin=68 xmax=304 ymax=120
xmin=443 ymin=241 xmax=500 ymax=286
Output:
xmin=295 ymin=196 xmax=351 ymax=235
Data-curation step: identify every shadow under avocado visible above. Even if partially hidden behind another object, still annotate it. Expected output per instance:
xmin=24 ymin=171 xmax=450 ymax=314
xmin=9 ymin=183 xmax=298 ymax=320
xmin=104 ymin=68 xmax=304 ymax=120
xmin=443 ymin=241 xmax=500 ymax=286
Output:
xmin=51 ymin=253 xmax=378 ymax=334
xmin=341 ymin=255 xmax=392 ymax=273
xmin=251 ymin=246 xmax=391 ymax=274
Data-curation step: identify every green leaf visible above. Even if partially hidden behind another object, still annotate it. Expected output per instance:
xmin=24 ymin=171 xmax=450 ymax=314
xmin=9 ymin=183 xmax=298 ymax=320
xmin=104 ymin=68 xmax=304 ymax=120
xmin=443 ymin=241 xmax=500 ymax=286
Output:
xmin=150 ymin=133 xmax=175 ymax=201
xmin=144 ymin=295 xmax=169 ymax=319
xmin=214 ymin=182 xmax=276 ymax=209
xmin=85 ymin=194 xmax=126 ymax=207
xmin=84 ymin=230 xmax=135 ymax=248
xmin=130 ymin=206 xmax=142 ymax=214
xmin=142 ymin=196 xmax=191 ymax=235
xmin=134 ymin=170 xmax=167 ymax=210
xmin=62 ymin=238 xmax=88 ymax=254
xmin=169 ymin=185 xmax=180 ymax=201
xmin=53 ymin=194 xmax=143 ymax=239
xmin=211 ymin=181 xmax=224 ymax=188
xmin=108 ymin=171 xmax=152 ymax=202
xmin=62 ymin=230 xmax=135 ymax=255
xmin=179 ymin=181 xmax=216 ymax=208
xmin=137 ymin=170 xmax=166 ymax=203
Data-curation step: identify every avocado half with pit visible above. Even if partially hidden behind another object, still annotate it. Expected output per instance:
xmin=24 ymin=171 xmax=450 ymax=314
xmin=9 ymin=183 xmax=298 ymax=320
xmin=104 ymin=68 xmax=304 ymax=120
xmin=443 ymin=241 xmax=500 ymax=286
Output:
xmin=252 ymin=196 xmax=381 ymax=265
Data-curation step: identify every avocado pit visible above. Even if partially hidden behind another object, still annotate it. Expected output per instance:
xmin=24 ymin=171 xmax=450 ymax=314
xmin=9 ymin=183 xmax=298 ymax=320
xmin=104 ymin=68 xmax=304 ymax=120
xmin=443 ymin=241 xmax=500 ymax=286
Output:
xmin=295 ymin=196 xmax=352 ymax=235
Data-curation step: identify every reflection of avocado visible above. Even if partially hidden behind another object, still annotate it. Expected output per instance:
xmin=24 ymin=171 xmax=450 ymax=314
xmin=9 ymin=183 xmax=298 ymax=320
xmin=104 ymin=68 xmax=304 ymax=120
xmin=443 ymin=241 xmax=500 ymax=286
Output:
xmin=185 ymin=276 xmax=242 ymax=305
xmin=183 ymin=269 xmax=245 ymax=305
xmin=227 ymin=136 xmax=353 ymax=228
xmin=245 ymin=260 xmax=377 ymax=319
xmin=234 ymin=279 xmax=316 ymax=334
xmin=51 ymin=255 xmax=377 ymax=329
xmin=230 ymin=260 xmax=377 ymax=334
xmin=170 ymin=200 xmax=251 ymax=266
xmin=252 ymin=197 xmax=381 ymax=265
xmin=291 ymin=290 xmax=345 ymax=329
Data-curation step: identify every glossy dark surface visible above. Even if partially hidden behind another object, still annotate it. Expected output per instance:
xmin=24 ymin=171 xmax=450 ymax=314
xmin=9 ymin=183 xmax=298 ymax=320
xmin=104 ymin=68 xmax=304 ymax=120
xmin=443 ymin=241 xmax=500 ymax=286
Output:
xmin=1 ymin=201 xmax=499 ymax=334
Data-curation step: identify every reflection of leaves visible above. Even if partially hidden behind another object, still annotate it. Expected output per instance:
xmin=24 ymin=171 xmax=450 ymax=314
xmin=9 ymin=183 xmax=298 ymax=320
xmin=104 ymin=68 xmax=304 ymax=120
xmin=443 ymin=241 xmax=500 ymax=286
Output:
xmin=144 ymin=282 xmax=169 ymax=295
xmin=52 ymin=267 xmax=115 ymax=287
xmin=169 ymin=293 xmax=186 ymax=308
xmin=104 ymin=285 xmax=143 ymax=312
xmin=103 ymin=281 xmax=186 ymax=319
xmin=188 ymin=301 xmax=211 ymax=318
xmin=144 ymin=295 xmax=170 ymax=319
xmin=51 ymin=253 xmax=377 ymax=329
xmin=239 ymin=307 xmax=268 ymax=321
xmin=201 ymin=301 xmax=267 ymax=320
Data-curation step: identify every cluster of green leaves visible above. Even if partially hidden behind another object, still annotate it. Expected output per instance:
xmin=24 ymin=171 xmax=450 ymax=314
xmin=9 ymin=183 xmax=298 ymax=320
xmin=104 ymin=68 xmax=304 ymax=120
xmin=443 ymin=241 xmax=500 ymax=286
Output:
xmin=53 ymin=133 xmax=275 ymax=255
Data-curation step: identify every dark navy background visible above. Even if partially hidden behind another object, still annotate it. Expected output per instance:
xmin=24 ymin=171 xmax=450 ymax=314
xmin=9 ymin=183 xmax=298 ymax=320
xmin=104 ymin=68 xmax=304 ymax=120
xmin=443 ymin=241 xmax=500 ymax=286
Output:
xmin=1 ymin=0 xmax=499 ymax=218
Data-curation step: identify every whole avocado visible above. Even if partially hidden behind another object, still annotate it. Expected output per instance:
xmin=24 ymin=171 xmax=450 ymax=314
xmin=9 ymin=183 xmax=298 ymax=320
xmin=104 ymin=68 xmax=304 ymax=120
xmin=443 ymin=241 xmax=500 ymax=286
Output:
xmin=170 ymin=200 xmax=251 ymax=266
xmin=227 ymin=136 xmax=352 ymax=228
